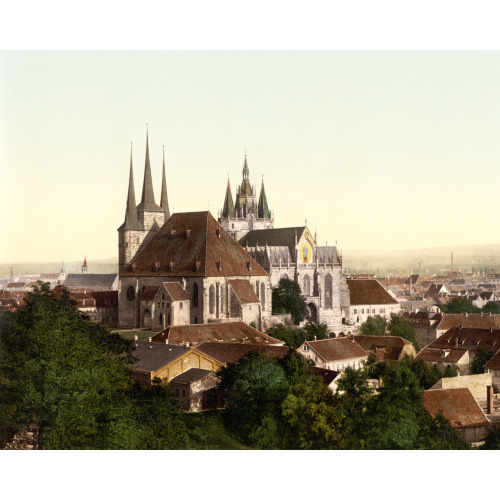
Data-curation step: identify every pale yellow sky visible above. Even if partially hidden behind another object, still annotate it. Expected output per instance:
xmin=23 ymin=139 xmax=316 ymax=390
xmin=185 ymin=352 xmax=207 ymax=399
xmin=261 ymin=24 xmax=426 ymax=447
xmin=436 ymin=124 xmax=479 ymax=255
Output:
xmin=1 ymin=51 xmax=500 ymax=262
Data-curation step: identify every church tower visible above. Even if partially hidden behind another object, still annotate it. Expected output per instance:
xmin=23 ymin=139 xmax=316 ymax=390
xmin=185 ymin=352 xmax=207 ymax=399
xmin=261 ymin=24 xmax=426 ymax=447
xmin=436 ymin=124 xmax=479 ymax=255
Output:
xmin=81 ymin=256 xmax=88 ymax=274
xmin=219 ymin=155 xmax=273 ymax=241
xmin=118 ymin=130 xmax=168 ymax=275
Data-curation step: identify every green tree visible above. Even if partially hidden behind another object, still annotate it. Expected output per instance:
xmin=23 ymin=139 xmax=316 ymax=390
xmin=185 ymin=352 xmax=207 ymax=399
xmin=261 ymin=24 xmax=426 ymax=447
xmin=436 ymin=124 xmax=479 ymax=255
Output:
xmin=266 ymin=321 xmax=328 ymax=349
xmin=439 ymin=297 xmax=480 ymax=314
xmin=481 ymin=426 xmax=500 ymax=449
xmin=470 ymin=347 xmax=495 ymax=375
xmin=481 ymin=301 xmax=500 ymax=314
xmin=359 ymin=315 xmax=387 ymax=336
xmin=272 ymin=278 xmax=307 ymax=324
xmin=387 ymin=313 xmax=420 ymax=351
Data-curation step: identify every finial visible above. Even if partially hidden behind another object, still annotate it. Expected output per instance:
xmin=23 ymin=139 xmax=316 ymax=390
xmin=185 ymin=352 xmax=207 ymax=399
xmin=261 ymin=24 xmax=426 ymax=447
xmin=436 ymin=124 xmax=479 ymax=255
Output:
xmin=227 ymin=173 xmax=230 ymax=181
xmin=261 ymin=174 xmax=264 ymax=183
xmin=244 ymin=147 xmax=247 ymax=157
xmin=305 ymin=218 xmax=307 ymax=226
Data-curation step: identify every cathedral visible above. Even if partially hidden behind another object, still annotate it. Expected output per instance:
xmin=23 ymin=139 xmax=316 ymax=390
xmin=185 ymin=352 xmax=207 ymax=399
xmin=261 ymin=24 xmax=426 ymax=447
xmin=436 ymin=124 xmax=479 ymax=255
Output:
xmin=219 ymin=157 xmax=351 ymax=331
xmin=117 ymin=133 xmax=272 ymax=330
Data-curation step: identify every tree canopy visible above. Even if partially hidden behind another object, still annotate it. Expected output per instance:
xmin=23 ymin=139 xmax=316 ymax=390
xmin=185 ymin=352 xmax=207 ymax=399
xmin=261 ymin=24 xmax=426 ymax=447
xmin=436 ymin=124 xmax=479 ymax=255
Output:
xmin=359 ymin=315 xmax=386 ymax=336
xmin=266 ymin=321 xmax=329 ymax=349
xmin=439 ymin=297 xmax=481 ymax=314
xmin=470 ymin=347 xmax=495 ymax=375
xmin=272 ymin=278 xmax=307 ymax=324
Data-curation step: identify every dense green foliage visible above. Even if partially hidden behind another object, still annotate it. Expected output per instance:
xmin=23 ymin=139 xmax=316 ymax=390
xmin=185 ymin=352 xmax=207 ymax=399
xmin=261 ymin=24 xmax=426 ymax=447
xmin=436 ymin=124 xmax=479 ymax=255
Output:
xmin=359 ymin=313 xmax=420 ymax=351
xmin=0 ymin=283 xmax=190 ymax=449
xmin=266 ymin=321 xmax=329 ymax=348
xmin=438 ymin=297 xmax=481 ymax=314
xmin=481 ymin=426 xmax=500 ymax=449
xmin=470 ymin=347 xmax=495 ymax=375
xmin=359 ymin=315 xmax=386 ymax=336
xmin=272 ymin=278 xmax=307 ymax=324
xmin=481 ymin=301 xmax=500 ymax=314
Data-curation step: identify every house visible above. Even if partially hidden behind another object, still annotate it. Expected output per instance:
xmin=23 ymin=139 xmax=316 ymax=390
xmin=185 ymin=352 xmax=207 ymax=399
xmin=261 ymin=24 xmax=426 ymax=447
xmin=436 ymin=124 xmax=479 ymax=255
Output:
xmin=194 ymin=342 xmax=290 ymax=365
xmin=62 ymin=273 xmax=119 ymax=291
xmin=346 ymin=279 xmax=401 ymax=326
xmin=150 ymin=321 xmax=283 ymax=348
xmin=129 ymin=340 xmax=224 ymax=384
xmin=227 ymin=279 xmax=261 ymax=326
xmin=423 ymin=283 xmax=450 ymax=301
xmin=429 ymin=373 xmax=493 ymax=399
xmin=423 ymin=388 xmax=490 ymax=444
xmin=313 ymin=367 xmax=342 ymax=393
xmin=483 ymin=350 xmax=500 ymax=389
xmin=298 ymin=337 xmax=369 ymax=371
xmin=415 ymin=347 xmax=470 ymax=374
xmin=353 ymin=335 xmax=417 ymax=361
xmin=471 ymin=291 xmax=496 ymax=309
xmin=169 ymin=369 xmax=221 ymax=412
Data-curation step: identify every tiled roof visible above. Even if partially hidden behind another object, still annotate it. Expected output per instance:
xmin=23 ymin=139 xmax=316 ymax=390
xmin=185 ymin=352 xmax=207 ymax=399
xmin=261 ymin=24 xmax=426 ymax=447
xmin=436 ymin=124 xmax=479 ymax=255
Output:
xmin=313 ymin=367 xmax=340 ymax=385
xmin=151 ymin=321 xmax=283 ymax=347
xmin=194 ymin=342 xmax=290 ymax=365
xmin=305 ymin=337 xmax=369 ymax=362
xmin=141 ymin=286 xmax=159 ymax=301
xmin=415 ymin=347 xmax=468 ymax=364
xmin=423 ymin=388 xmax=490 ymax=428
xmin=121 ymin=211 xmax=267 ymax=277
xmin=346 ymin=279 xmax=399 ymax=306
xmin=483 ymin=349 xmax=500 ymax=370
xmin=62 ymin=274 xmax=117 ymax=289
xmin=169 ymin=368 xmax=214 ymax=384
xmin=354 ymin=335 xmax=413 ymax=361
xmin=7 ymin=282 xmax=25 ymax=288
xmin=229 ymin=279 xmax=259 ymax=304
xmin=427 ymin=327 xmax=500 ymax=350
xmin=239 ymin=227 xmax=305 ymax=251
xmin=163 ymin=282 xmax=190 ymax=301
xmin=130 ymin=341 xmax=190 ymax=373
xmin=91 ymin=291 xmax=118 ymax=307
xmin=436 ymin=313 xmax=500 ymax=332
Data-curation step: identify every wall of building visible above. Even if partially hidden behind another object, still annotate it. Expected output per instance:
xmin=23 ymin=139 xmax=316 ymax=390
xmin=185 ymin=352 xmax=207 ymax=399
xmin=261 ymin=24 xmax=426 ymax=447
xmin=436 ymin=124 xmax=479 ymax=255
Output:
xmin=432 ymin=373 xmax=493 ymax=399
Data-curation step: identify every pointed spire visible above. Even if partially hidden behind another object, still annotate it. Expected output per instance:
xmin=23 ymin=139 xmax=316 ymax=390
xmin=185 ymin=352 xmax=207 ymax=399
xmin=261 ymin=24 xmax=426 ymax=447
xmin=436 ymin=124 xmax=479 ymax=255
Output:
xmin=122 ymin=143 xmax=141 ymax=230
xmin=242 ymin=154 xmax=249 ymax=181
xmin=160 ymin=145 xmax=170 ymax=220
xmin=222 ymin=179 xmax=235 ymax=218
xmin=82 ymin=256 xmax=88 ymax=274
xmin=137 ymin=126 xmax=160 ymax=210
xmin=60 ymin=260 xmax=65 ymax=273
xmin=258 ymin=179 xmax=271 ymax=219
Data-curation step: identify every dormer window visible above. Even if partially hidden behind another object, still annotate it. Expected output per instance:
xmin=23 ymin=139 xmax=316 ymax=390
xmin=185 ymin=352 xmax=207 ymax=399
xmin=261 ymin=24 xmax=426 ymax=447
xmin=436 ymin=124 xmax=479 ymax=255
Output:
xmin=168 ymin=261 xmax=175 ymax=272
xmin=216 ymin=229 xmax=221 ymax=238
xmin=194 ymin=261 xmax=201 ymax=272
xmin=186 ymin=229 xmax=191 ymax=239
xmin=216 ymin=262 xmax=222 ymax=271
xmin=154 ymin=261 xmax=160 ymax=272
xmin=170 ymin=229 xmax=176 ymax=239
xmin=247 ymin=262 xmax=252 ymax=271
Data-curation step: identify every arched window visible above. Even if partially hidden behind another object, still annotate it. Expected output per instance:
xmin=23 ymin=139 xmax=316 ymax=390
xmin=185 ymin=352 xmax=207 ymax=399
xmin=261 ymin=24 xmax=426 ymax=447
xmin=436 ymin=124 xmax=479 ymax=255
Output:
xmin=324 ymin=274 xmax=333 ymax=308
xmin=209 ymin=285 xmax=215 ymax=314
xmin=193 ymin=282 xmax=199 ymax=308
xmin=260 ymin=282 xmax=265 ymax=309
xmin=303 ymin=275 xmax=311 ymax=296
xmin=220 ymin=285 xmax=224 ymax=313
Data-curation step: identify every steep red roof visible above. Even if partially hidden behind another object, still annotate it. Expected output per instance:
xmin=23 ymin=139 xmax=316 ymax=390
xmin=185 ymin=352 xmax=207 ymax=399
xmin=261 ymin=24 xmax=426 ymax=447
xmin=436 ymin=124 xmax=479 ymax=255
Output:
xmin=229 ymin=279 xmax=259 ymax=304
xmin=305 ymin=337 xmax=369 ymax=362
xmin=436 ymin=313 xmax=500 ymax=332
xmin=346 ymin=279 xmax=398 ymax=306
xmin=483 ymin=349 xmax=500 ymax=371
xmin=425 ymin=327 xmax=500 ymax=351
xmin=423 ymin=388 xmax=490 ymax=428
xmin=415 ymin=347 xmax=468 ymax=364
xmin=141 ymin=286 xmax=159 ymax=301
xmin=151 ymin=321 xmax=283 ymax=347
xmin=121 ymin=211 xmax=267 ymax=278
xmin=163 ymin=282 xmax=190 ymax=301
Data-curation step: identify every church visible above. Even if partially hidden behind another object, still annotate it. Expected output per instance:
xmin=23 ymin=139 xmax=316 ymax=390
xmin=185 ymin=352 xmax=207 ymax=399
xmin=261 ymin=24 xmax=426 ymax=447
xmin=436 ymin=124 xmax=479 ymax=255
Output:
xmin=117 ymin=133 xmax=272 ymax=330
xmin=218 ymin=156 xmax=351 ymax=332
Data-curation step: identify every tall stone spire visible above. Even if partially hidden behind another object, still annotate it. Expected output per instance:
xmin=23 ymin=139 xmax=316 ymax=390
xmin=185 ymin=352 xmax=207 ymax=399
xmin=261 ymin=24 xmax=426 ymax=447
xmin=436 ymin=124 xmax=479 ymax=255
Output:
xmin=122 ymin=144 xmax=141 ymax=230
xmin=258 ymin=180 xmax=271 ymax=219
xmin=138 ymin=127 xmax=159 ymax=210
xmin=160 ymin=145 xmax=170 ymax=220
xmin=221 ymin=179 xmax=235 ymax=218
xmin=240 ymin=154 xmax=253 ymax=198
xmin=242 ymin=154 xmax=249 ymax=181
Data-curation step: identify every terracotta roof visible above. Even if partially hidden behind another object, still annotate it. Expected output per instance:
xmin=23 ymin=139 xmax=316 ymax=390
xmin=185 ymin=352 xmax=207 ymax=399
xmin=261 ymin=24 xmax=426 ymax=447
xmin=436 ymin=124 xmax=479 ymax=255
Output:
xmin=163 ymin=282 xmax=190 ymax=301
xmin=483 ymin=349 xmax=500 ymax=370
xmin=436 ymin=313 xmax=500 ymax=332
xmin=354 ymin=335 xmax=414 ymax=361
xmin=423 ymin=388 xmax=490 ymax=428
xmin=7 ymin=282 xmax=25 ymax=288
xmin=305 ymin=337 xmax=369 ymax=362
xmin=130 ymin=341 xmax=190 ymax=373
xmin=426 ymin=327 xmax=500 ymax=351
xmin=169 ymin=368 xmax=214 ymax=384
xmin=91 ymin=291 xmax=118 ymax=307
xmin=229 ymin=279 xmax=259 ymax=304
xmin=39 ymin=273 xmax=61 ymax=280
xmin=313 ymin=367 xmax=341 ymax=385
xmin=415 ymin=347 xmax=468 ymax=364
xmin=141 ymin=286 xmax=159 ymax=301
xmin=121 ymin=211 xmax=267 ymax=277
xmin=346 ymin=279 xmax=398 ymax=306
xmin=194 ymin=342 xmax=290 ymax=365
xmin=151 ymin=321 xmax=283 ymax=347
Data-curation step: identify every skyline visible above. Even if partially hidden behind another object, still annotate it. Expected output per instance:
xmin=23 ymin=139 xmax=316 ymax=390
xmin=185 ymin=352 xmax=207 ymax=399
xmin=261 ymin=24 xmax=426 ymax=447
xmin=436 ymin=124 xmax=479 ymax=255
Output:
xmin=2 ymin=51 xmax=500 ymax=262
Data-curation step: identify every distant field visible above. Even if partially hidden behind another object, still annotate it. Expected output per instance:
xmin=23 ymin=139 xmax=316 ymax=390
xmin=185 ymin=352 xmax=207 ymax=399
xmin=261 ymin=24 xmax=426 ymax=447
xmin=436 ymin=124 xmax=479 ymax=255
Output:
xmin=184 ymin=410 xmax=249 ymax=450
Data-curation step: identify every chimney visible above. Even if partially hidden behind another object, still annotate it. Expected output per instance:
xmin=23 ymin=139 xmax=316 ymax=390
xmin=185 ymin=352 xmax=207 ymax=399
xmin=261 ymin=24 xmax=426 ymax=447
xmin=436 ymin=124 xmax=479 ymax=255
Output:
xmin=487 ymin=386 xmax=494 ymax=414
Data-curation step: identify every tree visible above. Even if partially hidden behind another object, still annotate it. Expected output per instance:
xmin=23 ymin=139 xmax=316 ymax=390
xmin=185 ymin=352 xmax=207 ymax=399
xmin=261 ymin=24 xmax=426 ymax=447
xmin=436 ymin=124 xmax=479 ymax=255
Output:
xmin=359 ymin=315 xmax=386 ymax=336
xmin=387 ymin=313 xmax=420 ymax=351
xmin=266 ymin=321 xmax=328 ymax=349
xmin=481 ymin=301 xmax=500 ymax=314
xmin=471 ymin=347 xmax=495 ymax=375
xmin=439 ymin=297 xmax=480 ymax=314
xmin=481 ymin=426 xmax=500 ymax=449
xmin=272 ymin=278 xmax=307 ymax=324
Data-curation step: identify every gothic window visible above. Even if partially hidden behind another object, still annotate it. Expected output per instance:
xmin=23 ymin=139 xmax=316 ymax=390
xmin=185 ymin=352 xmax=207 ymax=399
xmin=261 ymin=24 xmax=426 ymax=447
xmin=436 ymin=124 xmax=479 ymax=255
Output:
xmin=126 ymin=287 xmax=135 ymax=301
xmin=209 ymin=285 xmax=215 ymax=314
xmin=303 ymin=275 xmax=311 ymax=296
xmin=193 ymin=282 xmax=199 ymax=308
xmin=220 ymin=286 xmax=224 ymax=313
xmin=324 ymin=274 xmax=333 ymax=308
xmin=261 ymin=282 xmax=265 ymax=309
xmin=256 ymin=281 xmax=260 ymax=298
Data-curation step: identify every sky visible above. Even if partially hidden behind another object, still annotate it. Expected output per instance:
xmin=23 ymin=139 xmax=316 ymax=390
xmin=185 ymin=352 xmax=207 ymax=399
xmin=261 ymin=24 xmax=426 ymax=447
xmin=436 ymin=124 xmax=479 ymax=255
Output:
xmin=2 ymin=50 xmax=500 ymax=262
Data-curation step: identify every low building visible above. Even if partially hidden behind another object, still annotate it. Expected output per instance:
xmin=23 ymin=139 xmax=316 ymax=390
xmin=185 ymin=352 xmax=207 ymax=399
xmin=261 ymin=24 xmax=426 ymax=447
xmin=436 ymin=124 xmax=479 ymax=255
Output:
xmin=347 ymin=279 xmax=401 ymax=326
xmin=170 ymin=368 xmax=221 ymax=412
xmin=228 ymin=279 xmax=261 ymax=326
xmin=415 ymin=347 xmax=470 ymax=374
xmin=353 ymin=335 xmax=417 ymax=361
xmin=423 ymin=388 xmax=491 ymax=444
xmin=313 ymin=367 xmax=342 ymax=392
xmin=483 ymin=350 xmax=500 ymax=389
xmin=63 ymin=273 xmax=118 ymax=291
xmin=194 ymin=342 xmax=290 ymax=365
xmin=298 ymin=337 xmax=369 ymax=371
xmin=151 ymin=321 xmax=283 ymax=348
xmin=429 ymin=373 xmax=493 ymax=400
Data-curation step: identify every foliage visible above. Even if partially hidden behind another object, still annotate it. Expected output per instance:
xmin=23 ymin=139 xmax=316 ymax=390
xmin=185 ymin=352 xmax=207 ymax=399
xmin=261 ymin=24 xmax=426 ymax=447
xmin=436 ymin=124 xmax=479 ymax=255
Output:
xmin=359 ymin=315 xmax=386 ymax=336
xmin=266 ymin=321 xmax=328 ymax=349
xmin=470 ymin=347 xmax=495 ymax=375
xmin=481 ymin=301 xmax=500 ymax=314
xmin=387 ymin=313 xmax=420 ymax=351
xmin=0 ymin=283 xmax=191 ymax=449
xmin=439 ymin=297 xmax=481 ymax=314
xmin=272 ymin=278 xmax=307 ymax=324
xmin=481 ymin=426 xmax=500 ymax=449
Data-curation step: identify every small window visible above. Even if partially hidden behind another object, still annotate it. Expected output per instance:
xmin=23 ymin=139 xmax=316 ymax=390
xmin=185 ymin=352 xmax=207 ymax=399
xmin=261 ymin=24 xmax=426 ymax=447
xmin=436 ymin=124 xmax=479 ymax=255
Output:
xmin=179 ymin=302 xmax=183 ymax=309
xmin=162 ymin=293 xmax=165 ymax=300
xmin=182 ymin=390 xmax=186 ymax=397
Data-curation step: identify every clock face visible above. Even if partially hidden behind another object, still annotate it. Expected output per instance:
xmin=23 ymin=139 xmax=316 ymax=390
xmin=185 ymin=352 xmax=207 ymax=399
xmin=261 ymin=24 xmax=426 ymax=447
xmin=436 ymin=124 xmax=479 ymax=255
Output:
xmin=126 ymin=286 xmax=136 ymax=301
xmin=300 ymin=242 xmax=312 ymax=263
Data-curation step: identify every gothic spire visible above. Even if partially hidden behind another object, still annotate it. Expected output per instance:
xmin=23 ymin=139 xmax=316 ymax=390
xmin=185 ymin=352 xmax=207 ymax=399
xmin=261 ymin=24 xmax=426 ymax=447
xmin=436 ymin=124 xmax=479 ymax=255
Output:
xmin=138 ymin=126 xmax=159 ymax=210
xmin=242 ymin=154 xmax=249 ymax=181
xmin=222 ymin=179 xmax=235 ymax=219
xmin=258 ymin=180 xmax=271 ymax=219
xmin=160 ymin=145 xmax=170 ymax=220
xmin=122 ymin=143 xmax=141 ymax=229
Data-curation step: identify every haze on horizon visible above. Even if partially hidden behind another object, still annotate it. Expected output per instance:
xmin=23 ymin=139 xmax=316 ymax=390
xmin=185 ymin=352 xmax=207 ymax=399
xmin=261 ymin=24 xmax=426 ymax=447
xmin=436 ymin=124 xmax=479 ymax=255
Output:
xmin=1 ymin=51 xmax=500 ymax=263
